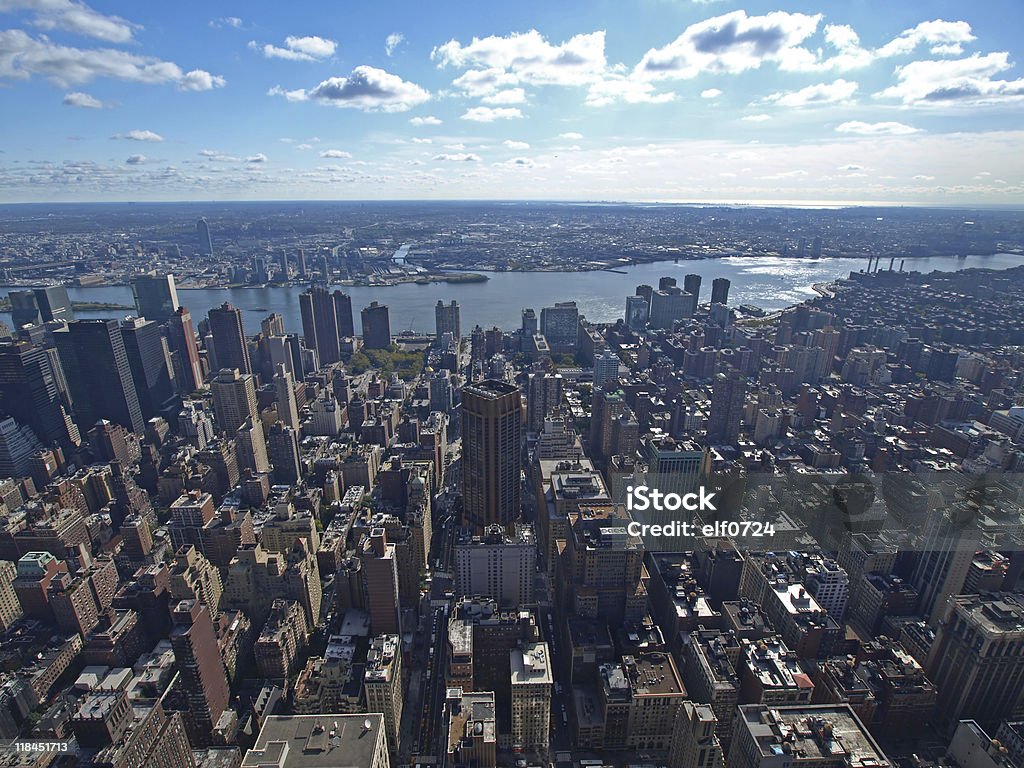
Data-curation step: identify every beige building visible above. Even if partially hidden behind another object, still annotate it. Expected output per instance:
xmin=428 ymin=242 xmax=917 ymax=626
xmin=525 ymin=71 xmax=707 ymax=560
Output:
xmin=510 ymin=642 xmax=552 ymax=752
xmin=242 ymin=714 xmax=391 ymax=768
xmin=364 ymin=634 xmax=404 ymax=757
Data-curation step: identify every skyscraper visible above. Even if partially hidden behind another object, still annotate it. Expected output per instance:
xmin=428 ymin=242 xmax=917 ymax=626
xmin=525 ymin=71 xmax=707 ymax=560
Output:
xmin=53 ymin=320 xmax=145 ymax=434
xmin=526 ymin=372 xmax=562 ymax=435
xmin=711 ymin=277 xmax=731 ymax=306
xmin=540 ymin=301 xmax=578 ymax=353
xmin=267 ymin=422 xmax=301 ymax=486
xmin=707 ymin=369 xmax=746 ymax=444
xmin=361 ymin=301 xmax=392 ymax=350
xmin=210 ymin=368 xmax=258 ymax=435
xmin=196 ymin=217 xmax=213 ymax=256
xmin=593 ymin=349 xmax=620 ymax=389
xmin=169 ymin=599 xmax=230 ymax=746
xmin=625 ymin=295 xmax=649 ymax=331
xmin=166 ymin=307 xmax=204 ymax=393
xmin=9 ymin=287 xmax=74 ymax=328
xmin=435 ymin=300 xmax=461 ymax=343
xmin=0 ymin=340 xmax=80 ymax=450
xmin=121 ymin=317 xmax=178 ymax=421
xmin=274 ymin=363 xmax=300 ymax=430
xmin=299 ymin=286 xmax=341 ymax=365
xmin=131 ymin=274 xmax=179 ymax=321
xmin=462 ymin=379 xmax=522 ymax=532
xmin=334 ymin=290 xmax=355 ymax=339
xmin=207 ymin=303 xmax=251 ymax=375
xmin=684 ymin=274 xmax=702 ymax=304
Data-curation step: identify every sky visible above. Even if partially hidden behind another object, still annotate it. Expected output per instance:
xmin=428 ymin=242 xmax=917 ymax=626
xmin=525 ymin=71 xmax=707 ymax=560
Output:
xmin=1 ymin=0 xmax=1023 ymax=205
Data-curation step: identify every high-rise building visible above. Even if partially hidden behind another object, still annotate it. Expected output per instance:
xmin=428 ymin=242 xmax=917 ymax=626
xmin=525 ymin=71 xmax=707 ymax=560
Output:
xmin=334 ymin=290 xmax=355 ymax=338
xmin=211 ymin=368 xmax=258 ymax=436
xmin=268 ymin=422 xmax=301 ymax=486
xmin=593 ymin=349 xmax=620 ymax=389
xmin=274 ymin=364 xmax=300 ymax=430
xmin=53 ymin=320 xmax=145 ymax=434
xmin=927 ymin=592 xmax=1024 ymax=731
xmin=649 ymin=287 xmax=696 ymax=329
xmin=711 ymin=277 xmax=731 ymax=306
xmin=462 ymin=380 xmax=522 ymax=532
xmin=540 ymin=301 xmax=578 ymax=353
xmin=169 ymin=599 xmax=230 ymax=747
xmin=131 ymin=274 xmax=180 ymax=320
xmin=365 ymin=634 xmax=404 ymax=757
xmin=360 ymin=528 xmax=401 ymax=635
xmin=166 ymin=307 xmax=204 ymax=393
xmin=196 ymin=217 xmax=213 ymax=256
xmin=207 ymin=303 xmax=251 ymax=375
xmin=510 ymin=642 xmax=552 ymax=752
xmin=625 ymin=295 xmax=649 ymax=331
xmin=708 ymin=369 xmax=746 ymax=444
xmin=0 ymin=416 xmax=44 ymax=478
xmin=121 ymin=317 xmax=177 ymax=421
xmin=299 ymin=286 xmax=342 ymax=366
xmin=236 ymin=417 xmax=270 ymax=475
xmin=684 ymin=274 xmax=702 ymax=304
xmin=444 ymin=689 xmax=496 ymax=768
xmin=435 ymin=300 xmax=461 ymax=343
xmin=454 ymin=524 xmax=536 ymax=607
xmin=361 ymin=301 xmax=392 ymax=350
xmin=521 ymin=308 xmax=538 ymax=336
xmin=244 ymin=714 xmax=391 ymax=768
xmin=0 ymin=340 xmax=80 ymax=450
xmin=261 ymin=313 xmax=286 ymax=338
xmin=526 ymin=372 xmax=562 ymax=435
xmin=9 ymin=287 xmax=74 ymax=328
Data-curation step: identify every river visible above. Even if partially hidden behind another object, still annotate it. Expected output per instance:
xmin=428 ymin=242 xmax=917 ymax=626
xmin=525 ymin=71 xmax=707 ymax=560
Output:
xmin=3 ymin=253 xmax=1024 ymax=336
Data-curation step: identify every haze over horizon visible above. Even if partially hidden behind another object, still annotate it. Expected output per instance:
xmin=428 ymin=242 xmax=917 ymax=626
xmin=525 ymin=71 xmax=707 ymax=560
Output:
xmin=1 ymin=0 xmax=1023 ymax=205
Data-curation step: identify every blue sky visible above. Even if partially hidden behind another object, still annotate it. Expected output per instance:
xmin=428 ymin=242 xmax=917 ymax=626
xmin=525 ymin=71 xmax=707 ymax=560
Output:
xmin=1 ymin=0 xmax=1023 ymax=204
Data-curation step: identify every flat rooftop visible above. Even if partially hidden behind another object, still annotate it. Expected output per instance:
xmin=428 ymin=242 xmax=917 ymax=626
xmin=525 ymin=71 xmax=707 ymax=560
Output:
xmin=242 ymin=714 xmax=385 ymax=768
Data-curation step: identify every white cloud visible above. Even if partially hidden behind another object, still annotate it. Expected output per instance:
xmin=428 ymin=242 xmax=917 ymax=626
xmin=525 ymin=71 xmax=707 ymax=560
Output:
xmin=700 ymin=88 xmax=723 ymax=98
xmin=180 ymin=69 xmax=225 ymax=91
xmin=877 ymin=52 xmax=1024 ymax=106
xmin=270 ymin=66 xmax=430 ymax=111
xmin=835 ymin=121 xmax=920 ymax=136
xmin=741 ymin=114 xmax=771 ymax=122
xmin=432 ymin=152 xmax=481 ymax=162
xmin=493 ymin=157 xmax=544 ymax=169
xmin=385 ymin=33 xmax=404 ymax=57
xmin=482 ymin=87 xmax=526 ymax=105
xmin=246 ymin=153 xmax=267 ymax=163
xmin=1 ymin=0 xmax=137 ymax=43
xmin=433 ymin=29 xmax=609 ymax=89
xmin=410 ymin=115 xmax=442 ymax=126
xmin=762 ymin=78 xmax=857 ymax=107
xmin=125 ymin=154 xmax=145 ymax=165
xmin=503 ymin=139 xmax=530 ymax=150
xmin=62 ymin=90 xmax=102 ymax=108
xmin=295 ymin=143 xmax=312 ymax=150
xmin=635 ymin=10 xmax=823 ymax=80
xmin=461 ymin=106 xmax=523 ymax=122
xmin=0 ymin=29 xmax=226 ymax=89
xmin=251 ymin=35 xmax=336 ymax=62
xmin=411 ymin=137 xmax=432 ymax=144
xmin=320 ymin=149 xmax=352 ymax=158
xmin=876 ymin=20 xmax=975 ymax=58
xmin=585 ymin=75 xmax=675 ymax=107
xmin=114 ymin=129 xmax=163 ymax=142
xmin=444 ymin=143 xmax=466 ymax=150
xmin=451 ymin=67 xmax=520 ymax=97
xmin=209 ymin=16 xmax=242 ymax=29
xmin=913 ymin=174 xmax=935 ymax=180
xmin=559 ymin=132 xmax=583 ymax=140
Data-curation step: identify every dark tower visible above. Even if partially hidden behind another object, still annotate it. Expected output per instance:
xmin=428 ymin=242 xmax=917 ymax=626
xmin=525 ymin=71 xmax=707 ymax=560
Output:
xmin=461 ymin=379 xmax=522 ymax=532
xmin=207 ymin=303 xmax=251 ymax=375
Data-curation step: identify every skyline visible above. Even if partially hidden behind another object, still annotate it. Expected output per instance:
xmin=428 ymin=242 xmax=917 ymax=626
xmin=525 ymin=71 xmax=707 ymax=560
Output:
xmin=1 ymin=0 xmax=1023 ymax=204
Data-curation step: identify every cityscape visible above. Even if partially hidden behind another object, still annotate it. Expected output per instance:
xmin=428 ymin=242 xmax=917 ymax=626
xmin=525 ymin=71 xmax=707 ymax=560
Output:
xmin=2 ymin=1 xmax=1024 ymax=768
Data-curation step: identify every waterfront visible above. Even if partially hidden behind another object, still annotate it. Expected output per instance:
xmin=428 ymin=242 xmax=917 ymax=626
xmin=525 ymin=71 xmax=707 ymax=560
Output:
xmin=4 ymin=252 xmax=1024 ymax=335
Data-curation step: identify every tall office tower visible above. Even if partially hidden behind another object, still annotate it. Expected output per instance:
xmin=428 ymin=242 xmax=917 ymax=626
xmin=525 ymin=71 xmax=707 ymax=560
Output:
xmin=593 ymin=349 xmax=620 ymax=389
xmin=169 ymin=599 xmax=230 ymax=747
xmin=207 ymin=303 xmax=251 ymax=375
xmin=0 ymin=560 xmax=23 ymax=631
xmin=297 ymin=247 xmax=307 ymax=278
xmin=274 ymin=363 xmax=300 ymax=430
xmin=0 ymin=341 xmax=80 ymax=450
xmin=435 ymin=300 xmax=461 ymax=343
xmin=625 ymin=295 xmax=649 ymax=331
xmin=539 ymin=301 xmax=578 ymax=353
xmin=0 ymin=416 xmax=44 ymax=478
xmin=364 ymin=634 xmax=404 ymax=757
xmin=299 ymin=286 xmax=341 ymax=365
xmin=267 ymin=422 xmax=301 ymax=486
xmin=333 ymin=290 xmax=355 ymax=338
xmin=711 ymin=277 xmax=731 ymax=305
xmin=912 ymin=493 xmax=981 ymax=626
xmin=120 ymin=317 xmax=177 ymax=421
xmin=589 ymin=387 xmax=627 ymax=461
xmin=264 ymin=335 xmax=294 ymax=378
xmin=927 ymin=593 xmax=1024 ymax=731
xmin=360 ymin=528 xmax=401 ymax=634
xmin=462 ymin=380 xmax=523 ymax=532
xmin=684 ymin=274 xmax=702 ymax=304
xmin=454 ymin=524 xmax=536 ymax=607
xmin=53 ymin=320 xmax=144 ymax=434
xmin=8 ymin=291 xmax=42 ymax=328
xmin=521 ymin=308 xmax=538 ymax=336
xmin=261 ymin=313 xmax=286 ymax=338
xmin=649 ymin=286 xmax=697 ymax=329
xmin=277 ymin=249 xmax=289 ymax=281
xmin=131 ymin=273 xmax=179 ymax=320
xmin=526 ymin=372 xmax=562 ymax=435
xmin=236 ymin=417 xmax=270 ymax=474
xmin=361 ymin=301 xmax=392 ymax=350
xmin=708 ymin=369 xmax=746 ymax=444
xmin=196 ymin=217 xmax=213 ymax=255
xmin=166 ymin=307 xmax=204 ymax=393
xmin=210 ymin=368 xmax=258 ymax=435
xmin=510 ymin=642 xmax=552 ymax=752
